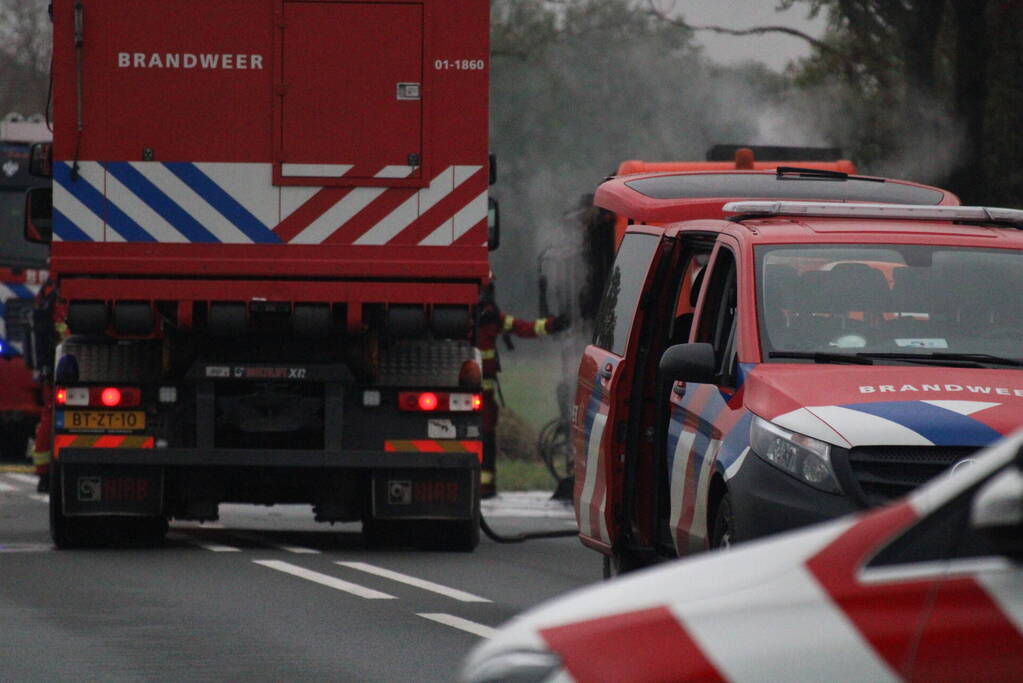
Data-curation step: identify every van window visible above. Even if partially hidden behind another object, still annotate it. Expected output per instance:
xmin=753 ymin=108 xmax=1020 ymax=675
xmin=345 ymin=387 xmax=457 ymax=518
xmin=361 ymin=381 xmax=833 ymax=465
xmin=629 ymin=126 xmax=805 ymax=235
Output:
xmin=593 ymin=233 xmax=659 ymax=355
xmin=695 ymin=246 xmax=738 ymax=375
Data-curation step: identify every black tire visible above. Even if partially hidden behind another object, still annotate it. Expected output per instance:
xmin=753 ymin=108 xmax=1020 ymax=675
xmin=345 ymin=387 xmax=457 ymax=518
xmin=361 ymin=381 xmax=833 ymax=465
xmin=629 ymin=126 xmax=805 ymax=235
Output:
xmin=122 ymin=516 xmax=169 ymax=547
xmin=361 ymin=518 xmax=408 ymax=548
xmin=602 ymin=550 xmax=643 ymax=579
xmin=709 ymin=493 xmax=735 ymax=550
xmin=0 ymin=430 xmax=29 ymax=462
xmin=49 ymin=465 xmax=88 ymax=549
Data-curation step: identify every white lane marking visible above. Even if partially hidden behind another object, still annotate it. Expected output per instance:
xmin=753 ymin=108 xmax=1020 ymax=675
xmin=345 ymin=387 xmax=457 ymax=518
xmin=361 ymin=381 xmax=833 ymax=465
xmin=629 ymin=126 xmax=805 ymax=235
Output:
xmin=417 ymin=613 xmax=496 ymax=638
xmin=279 ymin=545 xmax=321 ymax=555
xmin=28 ymin=494 xmax=48 ymax=504
xmin=337 ymin=562 xmax=491 ymax=603
xmin=0 ymin=481 xmax=17 ymax=492
xmin=172 ymin=520 xmax=225 ymax=529
xmin=223 ymin=530 xmax=321 ymax=554
xmin=253 ymin=560 xmax=395 ymax=600
xmin=196 ymin=543 xmax=241 ymax=553
xmin=6 ymin=473 xmax=38 ymax=486
xmin=167 ymin=533 xmax=240 ymax=552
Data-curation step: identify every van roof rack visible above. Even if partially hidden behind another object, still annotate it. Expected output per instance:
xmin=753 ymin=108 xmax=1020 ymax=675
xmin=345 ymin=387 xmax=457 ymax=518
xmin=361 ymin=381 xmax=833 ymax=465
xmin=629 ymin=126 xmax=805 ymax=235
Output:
xmin=723 ymin=201 xmax=1023 ymax=227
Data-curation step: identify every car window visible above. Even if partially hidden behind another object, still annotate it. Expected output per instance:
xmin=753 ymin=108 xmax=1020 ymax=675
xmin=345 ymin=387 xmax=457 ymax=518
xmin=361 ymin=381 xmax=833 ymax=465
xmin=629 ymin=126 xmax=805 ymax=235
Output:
xmin=755 ymin=244 xmax=1023 ymax=360
xmin=592 ymin=232 xmax=660 ymax=355
xmin=694 ymin=245 xmax=738 ymax=376
xmin=624 ymin=174 xmax=945 ymax=205
xmin=867 ymin=482 xmax=997 ymax=567
xmin=667 ymin=250 xmax=711 ymax=346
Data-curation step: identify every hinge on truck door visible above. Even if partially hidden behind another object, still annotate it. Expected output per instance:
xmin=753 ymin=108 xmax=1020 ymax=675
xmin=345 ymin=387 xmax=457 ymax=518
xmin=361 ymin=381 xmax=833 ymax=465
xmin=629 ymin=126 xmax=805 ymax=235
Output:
xmin=407 ymin=153 xmax=420 ymax=168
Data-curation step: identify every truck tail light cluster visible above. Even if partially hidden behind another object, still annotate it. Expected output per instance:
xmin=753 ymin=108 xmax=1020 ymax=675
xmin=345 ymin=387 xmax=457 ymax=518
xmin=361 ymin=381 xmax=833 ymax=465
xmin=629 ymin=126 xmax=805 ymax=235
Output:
xmin=55 ymin=386 xmax=142 ymax=408
xmin=398 ymin=391 xmax=482 ymax=412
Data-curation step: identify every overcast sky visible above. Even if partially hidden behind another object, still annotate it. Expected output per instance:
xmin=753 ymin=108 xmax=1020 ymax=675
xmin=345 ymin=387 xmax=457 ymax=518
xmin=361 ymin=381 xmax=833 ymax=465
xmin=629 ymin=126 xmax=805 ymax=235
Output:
xmin=670 ymin=0 xmax=828 ymax=70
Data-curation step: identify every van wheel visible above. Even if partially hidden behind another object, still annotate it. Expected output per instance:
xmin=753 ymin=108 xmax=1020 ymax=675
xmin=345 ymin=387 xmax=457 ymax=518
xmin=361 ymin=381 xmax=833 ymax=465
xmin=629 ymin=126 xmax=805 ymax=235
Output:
xmin=710 ymin=494 xmax=734 ymax=550
xmin=602 ymin=550 xmax=642 ymax=579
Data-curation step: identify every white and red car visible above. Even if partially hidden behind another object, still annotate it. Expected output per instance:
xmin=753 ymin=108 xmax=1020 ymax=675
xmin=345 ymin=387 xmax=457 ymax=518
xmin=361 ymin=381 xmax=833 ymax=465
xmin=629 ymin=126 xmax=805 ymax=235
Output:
xmin=462 ymin=428 xmax=1023 ymax=682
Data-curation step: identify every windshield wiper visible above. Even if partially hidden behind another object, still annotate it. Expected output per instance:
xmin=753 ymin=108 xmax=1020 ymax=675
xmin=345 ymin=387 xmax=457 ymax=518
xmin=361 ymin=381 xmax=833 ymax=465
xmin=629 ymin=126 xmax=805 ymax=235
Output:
xmin=769 ymin=351 xmax=874 ymax=365
xmin=858 ymin=352 xmax=1023 ymax=368
xmin=774 ymin=166 xmax=885 ymax=183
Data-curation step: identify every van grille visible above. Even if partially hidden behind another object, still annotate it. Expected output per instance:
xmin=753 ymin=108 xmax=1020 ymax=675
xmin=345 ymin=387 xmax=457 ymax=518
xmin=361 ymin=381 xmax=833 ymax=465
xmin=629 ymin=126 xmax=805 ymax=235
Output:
xmin=846 ymin=445 xmax=978 ymax=506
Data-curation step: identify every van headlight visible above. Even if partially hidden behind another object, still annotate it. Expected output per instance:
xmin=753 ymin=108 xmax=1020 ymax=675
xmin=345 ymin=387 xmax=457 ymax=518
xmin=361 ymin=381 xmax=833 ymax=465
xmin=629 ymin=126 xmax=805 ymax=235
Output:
xmin=750 ymin=416 xmax=841 ymax=494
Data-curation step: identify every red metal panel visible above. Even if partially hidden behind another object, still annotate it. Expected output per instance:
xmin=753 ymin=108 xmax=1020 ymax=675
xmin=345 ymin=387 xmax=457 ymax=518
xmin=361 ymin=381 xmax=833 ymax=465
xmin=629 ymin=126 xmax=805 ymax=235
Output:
xmin=52 ymin=0 xmax=274 ymax=162
xmin=50 ymin=243 xmax=489 ymax=279
xmin=59 ymin=278 xmax=479 ymax=305
xmin=277 ymin=2 xmax=422 ymax=184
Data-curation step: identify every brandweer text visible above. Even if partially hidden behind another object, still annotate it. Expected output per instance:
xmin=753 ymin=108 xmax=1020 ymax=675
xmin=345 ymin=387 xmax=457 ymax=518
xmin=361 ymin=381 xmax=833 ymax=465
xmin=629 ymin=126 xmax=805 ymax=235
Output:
xmin=117 ymin=53 xmax=264 ymax=70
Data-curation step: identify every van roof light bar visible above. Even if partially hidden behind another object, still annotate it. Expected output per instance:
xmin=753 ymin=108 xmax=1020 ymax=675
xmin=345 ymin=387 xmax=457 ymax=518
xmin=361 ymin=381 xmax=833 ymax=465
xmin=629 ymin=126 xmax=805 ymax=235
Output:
xmin=723 ymin=201 xmax=1023 ymax=227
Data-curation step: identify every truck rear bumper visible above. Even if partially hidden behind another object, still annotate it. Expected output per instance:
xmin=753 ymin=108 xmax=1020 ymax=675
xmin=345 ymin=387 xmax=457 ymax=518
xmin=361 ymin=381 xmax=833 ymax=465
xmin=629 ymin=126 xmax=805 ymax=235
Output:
xmin=57 ymin=447 xmax=478 ymax=469
xmin=55 ymin=448 xmax=479 ymax=521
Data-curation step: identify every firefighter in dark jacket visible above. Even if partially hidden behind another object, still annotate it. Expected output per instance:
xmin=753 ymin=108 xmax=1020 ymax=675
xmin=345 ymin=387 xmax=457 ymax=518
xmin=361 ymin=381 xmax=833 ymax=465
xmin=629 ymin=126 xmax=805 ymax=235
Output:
xmin=478 ymin=281 xmax=568 ymax=498
xmin=29 ymin=277 xmax=65 ymax=493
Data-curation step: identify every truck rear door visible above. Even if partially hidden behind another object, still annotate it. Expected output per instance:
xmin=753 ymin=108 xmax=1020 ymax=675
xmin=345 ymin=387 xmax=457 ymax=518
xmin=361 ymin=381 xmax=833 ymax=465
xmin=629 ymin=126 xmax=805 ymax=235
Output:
xmin=573 ymin=228 xmax=664 ymax=551
xmin=278 ymin=1 xmax=423 ymax=184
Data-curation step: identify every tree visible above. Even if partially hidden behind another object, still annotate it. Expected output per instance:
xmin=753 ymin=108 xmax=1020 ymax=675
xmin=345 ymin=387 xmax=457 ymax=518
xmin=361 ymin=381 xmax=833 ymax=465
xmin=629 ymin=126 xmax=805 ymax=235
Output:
xmin=0 ymin=0 xmax=50 ymax=118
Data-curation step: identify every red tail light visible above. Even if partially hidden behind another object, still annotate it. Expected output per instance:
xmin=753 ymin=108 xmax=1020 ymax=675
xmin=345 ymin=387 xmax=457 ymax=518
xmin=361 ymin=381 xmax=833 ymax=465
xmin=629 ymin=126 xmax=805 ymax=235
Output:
xmin=100 ymin=387 xmax=122 ymax=407
xmin=398 ymin=391 xmax=481 ymax=412
xmin=55 ymin=388 xmax=67 ymax=405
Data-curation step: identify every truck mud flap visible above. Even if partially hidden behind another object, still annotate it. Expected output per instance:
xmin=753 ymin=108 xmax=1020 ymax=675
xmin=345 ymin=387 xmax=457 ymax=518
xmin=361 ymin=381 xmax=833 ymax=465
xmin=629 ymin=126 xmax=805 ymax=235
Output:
xmin=372 ymin=468 xmax=475 ymax=520
xmin=61 ymin=464 xmax=163 ymax=516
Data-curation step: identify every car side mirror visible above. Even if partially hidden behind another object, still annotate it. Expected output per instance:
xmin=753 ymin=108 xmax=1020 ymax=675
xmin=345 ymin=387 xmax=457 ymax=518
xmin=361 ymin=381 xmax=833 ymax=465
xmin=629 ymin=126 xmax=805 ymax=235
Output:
xmin=971 ymin=465 xmax=1023 ymax=561
xmin=24 ymin=187 xmax=53 ymax=244
xmin=29 ymin=142 xmax=52 ymax=178
xmin=659 ymin=342 xmax=717 ymax=385
xmin=487 ymin=197 xmax=500 ymax=252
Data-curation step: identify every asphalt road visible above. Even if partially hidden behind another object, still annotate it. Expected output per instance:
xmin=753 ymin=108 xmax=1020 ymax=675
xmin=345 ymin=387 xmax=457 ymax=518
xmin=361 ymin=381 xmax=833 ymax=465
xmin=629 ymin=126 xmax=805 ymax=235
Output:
xmin=0 ymin=474 xmax=599 ymax=682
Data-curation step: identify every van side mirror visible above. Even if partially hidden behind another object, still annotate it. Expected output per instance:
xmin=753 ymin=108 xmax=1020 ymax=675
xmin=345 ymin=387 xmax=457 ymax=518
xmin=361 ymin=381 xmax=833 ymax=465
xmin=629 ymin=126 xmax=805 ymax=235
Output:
xmin=659 ymin=343 xmax=716 ymax=385
xmin=971 ymin=465 xmax=1023 ymax=561
xmin=487 ymin=197 xmax=500 ymax=252
xmin=29 ymin=142 xmax=52 ymax=178
xmin=24 ymin=187 xmax=53 ymax=244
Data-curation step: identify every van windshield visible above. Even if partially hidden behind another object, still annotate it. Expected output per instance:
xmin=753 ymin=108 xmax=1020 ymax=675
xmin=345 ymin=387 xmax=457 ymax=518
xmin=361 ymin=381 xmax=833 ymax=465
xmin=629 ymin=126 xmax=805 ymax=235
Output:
xmin=756 ymin=245 xmax=1023 ymax=363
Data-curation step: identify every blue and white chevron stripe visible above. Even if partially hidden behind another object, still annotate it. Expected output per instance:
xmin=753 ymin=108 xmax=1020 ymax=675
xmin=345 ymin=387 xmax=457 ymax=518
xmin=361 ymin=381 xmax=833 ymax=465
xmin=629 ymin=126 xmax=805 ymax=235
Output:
xmin=53 ymin=161 xmax=282 ymax=244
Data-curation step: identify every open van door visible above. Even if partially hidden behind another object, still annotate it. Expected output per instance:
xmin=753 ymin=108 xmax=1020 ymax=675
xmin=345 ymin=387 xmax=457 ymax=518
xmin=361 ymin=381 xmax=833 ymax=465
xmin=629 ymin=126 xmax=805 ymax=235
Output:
xmin=574 ymin=230 xmax=662 ymax=559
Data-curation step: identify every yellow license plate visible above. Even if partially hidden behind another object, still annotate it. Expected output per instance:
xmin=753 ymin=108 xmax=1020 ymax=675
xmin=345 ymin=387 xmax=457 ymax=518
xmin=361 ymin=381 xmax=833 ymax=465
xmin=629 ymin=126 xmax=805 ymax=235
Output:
xmin=65 ymin=410 xmax=146 ymax=430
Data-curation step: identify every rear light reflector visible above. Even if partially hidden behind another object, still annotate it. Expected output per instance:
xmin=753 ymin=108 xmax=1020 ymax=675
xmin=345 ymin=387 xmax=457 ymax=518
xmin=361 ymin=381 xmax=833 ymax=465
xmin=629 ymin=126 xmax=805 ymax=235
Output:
xmin=100 ymin=387 xmax=122 ymax=406
xmin=55 ymin=386 xmax=142 ymax=408
xmin=56 ymin=386 xmax=89 ymax=406
xmin=398 ymin=392 xmax=484 ymax=412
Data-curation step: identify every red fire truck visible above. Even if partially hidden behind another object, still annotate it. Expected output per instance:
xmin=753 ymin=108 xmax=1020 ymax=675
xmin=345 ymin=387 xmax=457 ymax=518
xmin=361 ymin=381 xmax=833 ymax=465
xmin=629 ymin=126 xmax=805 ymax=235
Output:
xmin=0 ymin=115 xmax=50 ymax=462
xmin=28 ymin=0 xmax=492 ymax=549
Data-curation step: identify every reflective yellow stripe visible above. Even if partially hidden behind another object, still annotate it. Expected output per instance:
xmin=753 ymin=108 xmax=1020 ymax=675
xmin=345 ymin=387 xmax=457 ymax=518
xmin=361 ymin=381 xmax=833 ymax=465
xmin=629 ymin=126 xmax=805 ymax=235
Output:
xmin=480 ymin=469 xmax=494 ymax=484
xmin=480 ymin=349 xmax=497 ymax=360
xmin=31 ymin=450 xmax=51 ymax=466
xmin=534 ymin=318 xmax=548 ymax=336
xmin=482 ymin=378 xmax=498 ymax=391
xmin=501 ymin=314 xmax=514 ymax=332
